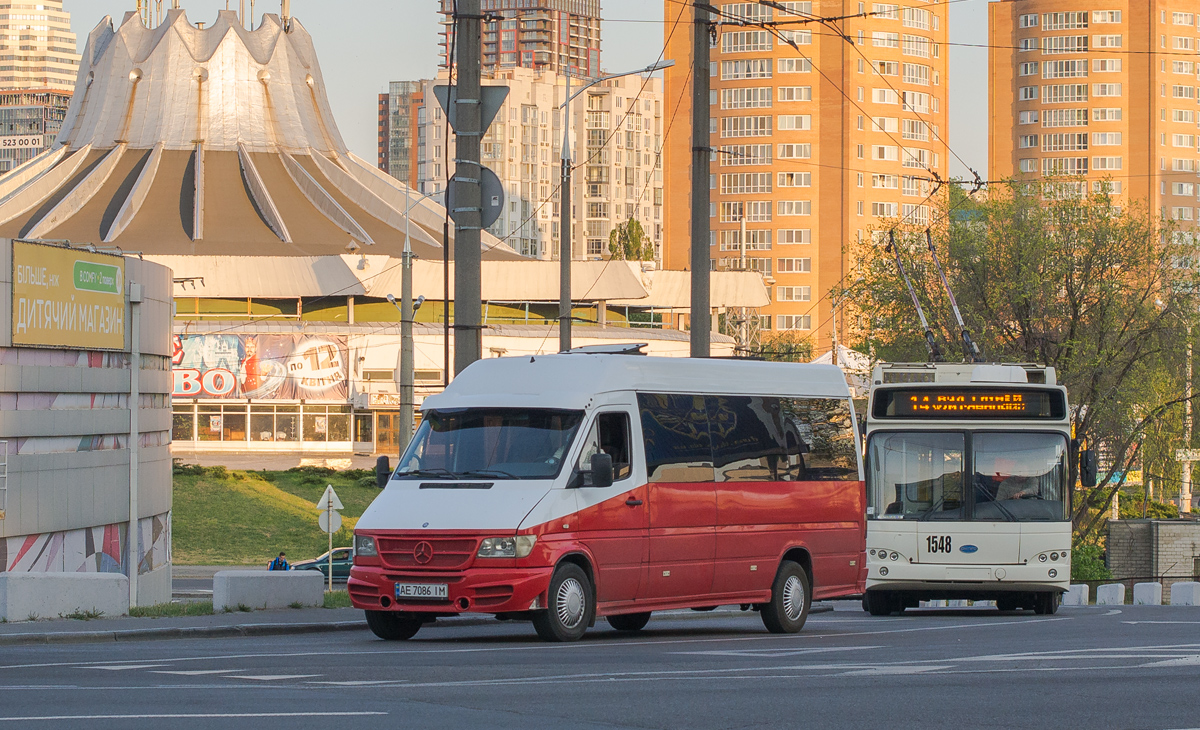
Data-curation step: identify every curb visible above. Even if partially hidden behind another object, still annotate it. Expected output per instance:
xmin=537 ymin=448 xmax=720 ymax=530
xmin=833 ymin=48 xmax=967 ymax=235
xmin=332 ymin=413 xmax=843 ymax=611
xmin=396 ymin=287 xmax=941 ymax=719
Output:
xmin=0 ymin=603 xmax=835 ymax=646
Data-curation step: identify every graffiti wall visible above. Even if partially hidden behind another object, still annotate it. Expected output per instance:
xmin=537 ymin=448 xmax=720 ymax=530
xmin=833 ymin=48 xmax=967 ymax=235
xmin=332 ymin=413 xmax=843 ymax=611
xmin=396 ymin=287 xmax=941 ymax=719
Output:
xmin=171 ymin=334 xmax=348 ymax=400
xmin=0 ymin=512 xmax=170 ymax=576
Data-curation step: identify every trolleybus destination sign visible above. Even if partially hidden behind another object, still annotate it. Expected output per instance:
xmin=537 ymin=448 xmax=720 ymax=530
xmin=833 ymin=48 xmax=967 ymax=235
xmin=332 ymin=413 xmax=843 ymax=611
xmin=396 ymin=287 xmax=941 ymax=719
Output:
xmin=873 ymin=387 xmax=1066 ymax=419
xmin=11 ymin=240 xmax=126 ymax=350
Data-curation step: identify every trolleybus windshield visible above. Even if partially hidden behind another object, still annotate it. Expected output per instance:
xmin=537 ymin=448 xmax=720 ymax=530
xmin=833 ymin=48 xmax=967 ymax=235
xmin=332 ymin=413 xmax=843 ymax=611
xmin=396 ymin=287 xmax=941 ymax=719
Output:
xmin=868 ymin=431 xmax=1068 ymax=521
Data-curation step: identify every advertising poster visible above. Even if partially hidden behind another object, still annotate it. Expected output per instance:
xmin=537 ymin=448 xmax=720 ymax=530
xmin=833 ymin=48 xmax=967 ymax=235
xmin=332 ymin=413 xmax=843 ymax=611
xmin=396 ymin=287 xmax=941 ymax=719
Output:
xmin=171 ymin=334 xmax=348 ymax=400
xmin=11 ymin=240 xmax=126 ymax=350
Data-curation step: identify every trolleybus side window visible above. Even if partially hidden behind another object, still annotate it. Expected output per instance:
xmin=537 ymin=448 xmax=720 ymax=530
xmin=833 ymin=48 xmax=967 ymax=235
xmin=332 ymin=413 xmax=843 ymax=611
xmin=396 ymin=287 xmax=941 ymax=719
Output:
xmin=972 ymin=432 xmax=1068 ymax=521
xmin=576 ymin=412 xmax=633 ymax=483
xmin=638 ymin=394 xmax=715 ymax=482
xmin=869 ymin=432 xmax=964 ymax=519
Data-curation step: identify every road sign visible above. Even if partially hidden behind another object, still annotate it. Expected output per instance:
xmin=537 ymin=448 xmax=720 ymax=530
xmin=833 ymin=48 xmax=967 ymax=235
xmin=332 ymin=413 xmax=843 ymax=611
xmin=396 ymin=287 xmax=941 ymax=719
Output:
xmin=315 ymin=485 xmax=343 ymax=511
xmin=318 ymin=510 xmax=342 ymax=534
xmin=447 ymin=166 xmax=504 ymax=228
xmin=432 ymin=85 xmax=510 ymax=133
xmin=1176 ymin=449 xmax=1200 ymax=462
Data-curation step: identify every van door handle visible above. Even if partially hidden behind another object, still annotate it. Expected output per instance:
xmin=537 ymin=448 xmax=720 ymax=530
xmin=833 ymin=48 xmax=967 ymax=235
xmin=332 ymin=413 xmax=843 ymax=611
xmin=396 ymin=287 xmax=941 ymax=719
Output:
xmin=625 ymin=498 xmax=643 ymax=507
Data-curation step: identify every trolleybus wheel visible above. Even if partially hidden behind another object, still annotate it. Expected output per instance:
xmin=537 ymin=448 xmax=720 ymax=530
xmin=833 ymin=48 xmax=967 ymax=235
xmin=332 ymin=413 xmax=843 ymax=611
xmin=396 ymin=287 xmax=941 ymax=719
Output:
xmin=607 ymin=612 xmax=652 ymax=632
xmin=365 ymin=610 xmax=422 ymax=640
xmin=863 ymin=591 xmax=894 ymax=616
xmin=1033 ymin=591 xmax=1060 ymax=615
xmin=996 ymin=595 xmax=1020 ymax=612
xmin=761 ymin=560 xmax=811 ymax=633
xmin=532 ymin=563 xmax=594 ymax=642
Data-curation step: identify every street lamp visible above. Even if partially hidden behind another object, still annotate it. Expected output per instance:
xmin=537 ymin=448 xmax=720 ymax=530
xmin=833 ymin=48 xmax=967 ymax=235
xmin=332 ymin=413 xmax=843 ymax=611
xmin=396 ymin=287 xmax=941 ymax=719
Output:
xmin=557 ymin=59 xmax=675 ymax=353
xmin=394 ymin=187 xmax=442 ymax=456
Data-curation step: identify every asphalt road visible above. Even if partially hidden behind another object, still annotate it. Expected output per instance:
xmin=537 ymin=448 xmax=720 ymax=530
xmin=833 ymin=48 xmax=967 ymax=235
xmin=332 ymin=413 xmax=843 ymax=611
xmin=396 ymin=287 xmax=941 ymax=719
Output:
xmin=1 ymin=603 xmax=1197 ymax=730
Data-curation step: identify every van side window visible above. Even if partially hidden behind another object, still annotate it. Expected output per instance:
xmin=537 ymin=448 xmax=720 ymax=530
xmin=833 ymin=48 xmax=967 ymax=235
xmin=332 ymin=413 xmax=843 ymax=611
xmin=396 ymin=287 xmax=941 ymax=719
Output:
xmin=708 ymin=395 xmax=790 ymax=482
xmin=783 ymin=397 xmax=859 ymax=480
xmin=576 ymin=412 xmax=633 ymax=482
xmin=637 ymin=394 xmax=714 ymax=482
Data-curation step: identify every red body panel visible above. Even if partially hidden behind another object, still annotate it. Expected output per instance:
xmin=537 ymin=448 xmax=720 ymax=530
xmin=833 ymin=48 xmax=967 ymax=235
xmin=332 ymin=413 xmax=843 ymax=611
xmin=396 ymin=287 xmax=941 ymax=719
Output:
xmin=350 ymin=480 xmax=867 ymax=617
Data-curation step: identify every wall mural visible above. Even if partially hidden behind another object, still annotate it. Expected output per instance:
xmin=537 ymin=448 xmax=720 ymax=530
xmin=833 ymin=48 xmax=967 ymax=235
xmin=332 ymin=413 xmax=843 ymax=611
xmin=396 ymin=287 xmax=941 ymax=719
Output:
xmin=0 ymin=512 xmax=170 ymax=575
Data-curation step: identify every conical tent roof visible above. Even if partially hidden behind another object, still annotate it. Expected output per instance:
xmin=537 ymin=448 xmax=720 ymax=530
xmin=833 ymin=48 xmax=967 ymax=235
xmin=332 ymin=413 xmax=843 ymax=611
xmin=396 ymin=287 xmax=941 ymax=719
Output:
xmin=0 ymin=10 xmax=519 ymax=260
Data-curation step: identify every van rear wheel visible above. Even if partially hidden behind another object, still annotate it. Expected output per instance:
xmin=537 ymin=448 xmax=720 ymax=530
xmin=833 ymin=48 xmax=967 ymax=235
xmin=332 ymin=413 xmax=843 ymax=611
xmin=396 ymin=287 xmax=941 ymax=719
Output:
xmin=532 ymin=563 xmax=594 ymax=642
xmin=761 ymin=560 xmax=811 ymax=633
xmin=365 ymin=610 xmax=422 ymax=640
xmin=607 ymin=612 xmax=651 ymax=631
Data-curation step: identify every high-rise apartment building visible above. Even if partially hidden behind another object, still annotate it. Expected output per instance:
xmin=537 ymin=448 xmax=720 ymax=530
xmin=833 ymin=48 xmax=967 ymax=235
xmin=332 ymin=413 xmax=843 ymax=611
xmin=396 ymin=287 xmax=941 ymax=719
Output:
xmin=0 ymin=89 xmax=70 ymax=174
xmin=407 ymin=66 xmax=664 ymax=261
xmin=438 ymin=0 xmax=601 ymax=78
xmin=990 ymin=2 xmax=1200 ymax=220
xmin=0 ymin=0 xmax=78 ymax=91
xmin=664 ymin=1 xmax=949 ymax=353
xmin=378 ymin=81 xmax=421 ymax=186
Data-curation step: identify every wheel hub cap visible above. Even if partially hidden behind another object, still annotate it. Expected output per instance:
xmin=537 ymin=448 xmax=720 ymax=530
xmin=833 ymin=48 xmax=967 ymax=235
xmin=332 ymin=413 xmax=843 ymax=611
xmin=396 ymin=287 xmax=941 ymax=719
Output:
xmin=557 ymin=578 xmax=585 ymax=628
xmin=782 ymin=575 xmax=805 ymax=620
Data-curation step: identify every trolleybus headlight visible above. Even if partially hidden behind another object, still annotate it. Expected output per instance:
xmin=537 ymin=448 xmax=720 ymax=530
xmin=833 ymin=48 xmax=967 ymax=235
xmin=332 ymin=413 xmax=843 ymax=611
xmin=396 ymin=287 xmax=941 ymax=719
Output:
xmin=1050 ymin=552 xmax=1059 ymax=561
xmin=478 ymin=535 xmax=537 ymax=558
xmin=1038 ymin=554 xmax=1048 ymax=562
xmin=355 ymin=534 xmax=377 ymax=557
xmin=890 ymin=552 xmax=899 ymax=561
xmin=1048 ymin=569 xmax=1058 ymax=578
xmin=879 ymin=566 xmax=889 ymax=576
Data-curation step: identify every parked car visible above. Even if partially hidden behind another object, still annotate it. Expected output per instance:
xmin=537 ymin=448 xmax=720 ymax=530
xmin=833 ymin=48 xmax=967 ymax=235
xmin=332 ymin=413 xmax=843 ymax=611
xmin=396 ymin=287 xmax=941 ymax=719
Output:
xmin=293 ymin=547 xmax=354 ymax=580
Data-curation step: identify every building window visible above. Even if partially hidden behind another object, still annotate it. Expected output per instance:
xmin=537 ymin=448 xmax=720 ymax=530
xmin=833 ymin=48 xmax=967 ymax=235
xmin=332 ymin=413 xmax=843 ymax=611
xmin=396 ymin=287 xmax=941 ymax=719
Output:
xmin=1019 ymin=159 xmax=1038 ymax=173
xmin=1018 ymin=38 xmax=1039 ymax=52
xmin=1042 ymin=157 xmax=1088 ymax=175
xmin=721 ymin=59 xmax=772 ymax=79
xmin=1093 ymin=34 xmax=1122 ymax=48
xmin=1041 ymin=84 xmax=1088 ymax=103
xmin=777 ymin=143 xmax=812 ymax=159
xmin=777 ymin=171 xmax=812 ymax=187
xmin=777 ymin=200 xmax=812 ymax=216
xmin=872 ymin=201 xmax=898 ymax=217
xmin=1019 ymin=86 xmax=1038 ymax=101
xmin=777 ymin=58 xmax=811 ymax=73
xmin=872 ymin=31 xmax=899 ymax=48
xmin=777 ymin=286 xmax=812 ymax=302
xmin=1093 ymin=10 xmax=1121 ymax=24
xmin=777 ymin=86 xmax=813 ymax=102
xmin=1018 ymin=14 xmax=1038 ymax=28
xmin=1092 ymin=108 xmax=1122 ymax=121
xmin=721 ymin=115 xmax=773 ymax=137
xmin=722 ymin=87 xmax=773 ymax=109
xmin=1019 ymin=135 xmax=1039 ymax=149
xmin=1019 ymin=110 xmax=1040 ymax=125
xmin=1042 ymin=133 xmax=1089 ymax=152
xmin=1043 ymin=12 xmax=1088 ymax=31
xmin=777 ymin=115 xmax=811 ymax=130
xmin=1041 ymin=35 xmax=1088 ymax=54
xmin=778 ymin=257 xmax=812 ymax=272
xmin=722 ymin=30 xmax=773 ymax=53
xmin=1019 ymin=62 xmax=1040 ymax=77
xmin=776 ymin=229 xmax=811 ymax=245
xmin=776 ymin=315 xmax=812 ymax=331
xmin=1092 ymin=132 xmax=1121 ymax=146
xmin=1094 ymin=58 xmax=1122 ymax=73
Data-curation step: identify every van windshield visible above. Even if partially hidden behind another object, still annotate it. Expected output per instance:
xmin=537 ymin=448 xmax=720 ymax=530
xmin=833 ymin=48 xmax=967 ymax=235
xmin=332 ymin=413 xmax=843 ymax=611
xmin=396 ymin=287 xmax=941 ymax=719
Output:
xmin=394 ymin=408 xmax=585 ymax=480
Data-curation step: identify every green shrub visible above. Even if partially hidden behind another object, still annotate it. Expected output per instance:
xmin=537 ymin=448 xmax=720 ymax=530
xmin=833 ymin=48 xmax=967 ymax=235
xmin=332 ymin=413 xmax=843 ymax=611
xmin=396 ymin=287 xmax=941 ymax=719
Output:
xmin=1072 ymin=544 xmax=1112 ymax=581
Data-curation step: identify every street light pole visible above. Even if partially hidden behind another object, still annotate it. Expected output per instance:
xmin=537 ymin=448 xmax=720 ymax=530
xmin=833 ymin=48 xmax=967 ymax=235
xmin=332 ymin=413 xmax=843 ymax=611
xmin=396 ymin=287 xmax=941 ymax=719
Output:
xmin=395 ymin=189 xmax=441 ymax=456
xmin=556 ymin=59 xmax=675 ymax=352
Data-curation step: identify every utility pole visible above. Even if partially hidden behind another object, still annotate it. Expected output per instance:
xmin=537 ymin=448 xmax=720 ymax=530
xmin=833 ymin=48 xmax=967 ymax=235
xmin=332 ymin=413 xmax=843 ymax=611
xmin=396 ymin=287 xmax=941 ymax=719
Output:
xmin=559 ymin=71 xmax=573 ymax=352
xmin=452 ymin=0 xmax=484 ymax=374
xmin=690 ymin=2 xmax=711 ymax=358
xmin=1186 ymin=331 xmax=1194 ymax=514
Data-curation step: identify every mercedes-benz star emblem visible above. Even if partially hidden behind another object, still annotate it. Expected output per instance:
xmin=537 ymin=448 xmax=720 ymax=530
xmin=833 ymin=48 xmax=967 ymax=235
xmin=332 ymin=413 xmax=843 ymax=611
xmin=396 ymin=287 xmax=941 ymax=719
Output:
xmin=413 ymin=541 xmax=434 ymax=564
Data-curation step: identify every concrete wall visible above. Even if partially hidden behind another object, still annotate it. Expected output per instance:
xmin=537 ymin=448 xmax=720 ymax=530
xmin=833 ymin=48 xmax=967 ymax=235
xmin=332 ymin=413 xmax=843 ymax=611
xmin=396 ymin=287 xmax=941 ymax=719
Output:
xmin=1107 ymin=520 xmax=1153 ymax=579
xmin=1107 ymin=520 xmax=1200 ymax=592
xmin=0 ymin=242 xmax=173 ymax=607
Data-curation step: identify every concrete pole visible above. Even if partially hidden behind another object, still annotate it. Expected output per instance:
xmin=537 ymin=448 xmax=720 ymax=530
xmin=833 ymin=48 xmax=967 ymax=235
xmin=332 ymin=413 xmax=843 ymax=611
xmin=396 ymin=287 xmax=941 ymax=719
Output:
xmin=559 ymin=71 xmax=573 ymax=352
xmin=453 ymin=0 xmax=484 ymax=374
xmin=1186 ymin=332 xmax=1194 ymax=513
xmin=690 ymin=3 xmax=711 ymax=358
xmin=127 ymin=283 xmax=142 ymax=609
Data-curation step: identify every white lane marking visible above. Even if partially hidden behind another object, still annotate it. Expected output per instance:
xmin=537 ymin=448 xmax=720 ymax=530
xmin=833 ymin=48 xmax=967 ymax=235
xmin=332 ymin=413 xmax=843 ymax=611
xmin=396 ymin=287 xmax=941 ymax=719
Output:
xmin=235 ymin=675 xmax=321 ymax=681
xmin=0 ymin=712 xmax=386 ymax=722
xmin=1124 ymin=621 xmax=1200 ymax=625
xmin=675 ymin=645 xmax=884 ymax=658
xmin=1140 ymin=656 xmax=1200 ymax=667
xmin=85 ymin=665 xmax=169 ymax=671
xmin=307 ymin=680 xmax=407 ymax=686
xmin=0 ymin=616 xmax=1071 ymax=672
xmin=1105 ymin=609 xmax=1122 ymax=616
xmin=150 ymin=670 xmax=242 ymax=676
xmin=840 ymin=665 xmax=952 ymax=676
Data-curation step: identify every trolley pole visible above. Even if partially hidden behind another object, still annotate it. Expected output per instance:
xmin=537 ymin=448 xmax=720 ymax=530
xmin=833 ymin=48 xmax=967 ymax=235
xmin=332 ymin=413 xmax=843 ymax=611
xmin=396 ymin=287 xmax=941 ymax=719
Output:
xmin=689 ymin=2 xmax=711 ymax=358
xmin=452 ymin=0 xmax=484 ymax=374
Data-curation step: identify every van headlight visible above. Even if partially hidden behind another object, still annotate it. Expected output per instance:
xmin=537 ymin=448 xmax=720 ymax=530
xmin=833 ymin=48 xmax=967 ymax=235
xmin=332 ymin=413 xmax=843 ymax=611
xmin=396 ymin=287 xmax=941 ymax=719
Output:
xmin=355 ymin=534 xmax=377 ymax=557
xmin=478 ymin=535 xmax=537 ymax=558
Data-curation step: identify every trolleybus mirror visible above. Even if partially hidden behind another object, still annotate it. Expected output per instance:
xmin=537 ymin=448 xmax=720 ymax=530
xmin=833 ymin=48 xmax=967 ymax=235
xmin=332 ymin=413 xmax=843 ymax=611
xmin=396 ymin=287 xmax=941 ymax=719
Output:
xmin=589 ymin=453 xmax=614 ymax=488
xmin=1079 ymin=449 xmax=1098 ymax=488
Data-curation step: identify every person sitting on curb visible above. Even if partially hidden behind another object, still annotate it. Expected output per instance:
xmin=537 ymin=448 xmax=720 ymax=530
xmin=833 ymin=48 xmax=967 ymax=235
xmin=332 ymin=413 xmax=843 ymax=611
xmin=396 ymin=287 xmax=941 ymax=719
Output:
xmin=267 ymin=552 xmax=290 ymax=571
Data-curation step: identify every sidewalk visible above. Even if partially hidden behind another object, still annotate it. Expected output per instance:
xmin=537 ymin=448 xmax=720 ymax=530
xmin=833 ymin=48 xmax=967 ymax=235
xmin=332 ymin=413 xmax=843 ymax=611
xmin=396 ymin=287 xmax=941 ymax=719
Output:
xmin=0 ymin=603 xmax=833 ymax=646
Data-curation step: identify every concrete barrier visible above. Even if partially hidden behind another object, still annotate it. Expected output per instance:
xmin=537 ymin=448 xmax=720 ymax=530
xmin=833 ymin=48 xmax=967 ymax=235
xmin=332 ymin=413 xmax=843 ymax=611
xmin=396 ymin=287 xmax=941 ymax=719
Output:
xmin=213 ymin=570 xmax=325 ymax=612
xmin=0 ymin=573 xmax=129 ymax=622
xmin=1133 ymin=582 xmax=1163 ymax=606
xmin=1063 ymin=584 xmax=1089 ymax=606
xmin=1170 ymin=582 xmax=1200 ymax=606
xmin=1096 ymin=583 xmax=1126 ymax=606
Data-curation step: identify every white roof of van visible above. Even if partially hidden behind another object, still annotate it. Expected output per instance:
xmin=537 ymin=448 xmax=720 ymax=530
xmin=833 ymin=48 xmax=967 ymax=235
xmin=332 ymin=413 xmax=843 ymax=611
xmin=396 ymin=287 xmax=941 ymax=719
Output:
xmin=422 ymin=355 xmax=851 ymax=410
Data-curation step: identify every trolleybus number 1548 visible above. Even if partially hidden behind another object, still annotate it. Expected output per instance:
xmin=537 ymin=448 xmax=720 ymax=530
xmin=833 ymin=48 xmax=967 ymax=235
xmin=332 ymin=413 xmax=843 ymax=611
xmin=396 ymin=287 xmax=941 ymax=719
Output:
xmin=926 ymin=535 xmax=952 ymax=554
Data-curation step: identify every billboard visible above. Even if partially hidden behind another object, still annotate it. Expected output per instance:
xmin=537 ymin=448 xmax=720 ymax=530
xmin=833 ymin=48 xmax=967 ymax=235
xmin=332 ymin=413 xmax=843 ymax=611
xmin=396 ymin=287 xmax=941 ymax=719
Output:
xmin=171 ymin=334 xmax=348 ymax=400
xmin=11 ymin=240 xmax=126 ymax=350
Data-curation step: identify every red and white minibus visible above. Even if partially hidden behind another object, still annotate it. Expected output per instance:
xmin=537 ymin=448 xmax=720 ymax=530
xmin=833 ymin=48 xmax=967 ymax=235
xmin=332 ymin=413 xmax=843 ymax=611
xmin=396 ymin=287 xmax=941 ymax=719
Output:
xmin=349 ymin=352 xmax=866 ymax=641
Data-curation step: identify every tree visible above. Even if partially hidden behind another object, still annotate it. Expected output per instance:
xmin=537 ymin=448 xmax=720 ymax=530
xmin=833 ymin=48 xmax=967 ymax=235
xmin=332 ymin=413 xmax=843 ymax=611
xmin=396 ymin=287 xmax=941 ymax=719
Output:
xmin=741 ymin=331 xmax=814 ymax=363
xmin=843 ymin=180 xmax=1200 ymax=540
xmin=607 ymin=219 xmax=655 ymax=261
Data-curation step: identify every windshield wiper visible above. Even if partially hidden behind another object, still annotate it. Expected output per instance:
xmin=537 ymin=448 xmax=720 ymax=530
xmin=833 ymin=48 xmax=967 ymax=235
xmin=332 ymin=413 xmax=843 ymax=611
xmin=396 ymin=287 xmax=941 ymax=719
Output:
xmin=457 ymin=469 xmax=520 ymax=479
xmin=396 ymin=468 xmax=456 ymax=479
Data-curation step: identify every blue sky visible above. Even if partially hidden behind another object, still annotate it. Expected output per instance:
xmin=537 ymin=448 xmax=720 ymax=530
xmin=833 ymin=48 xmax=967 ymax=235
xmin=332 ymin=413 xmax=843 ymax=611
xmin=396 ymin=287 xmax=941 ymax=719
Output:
xmin=69 ymin=1 xmax=991 ymax=177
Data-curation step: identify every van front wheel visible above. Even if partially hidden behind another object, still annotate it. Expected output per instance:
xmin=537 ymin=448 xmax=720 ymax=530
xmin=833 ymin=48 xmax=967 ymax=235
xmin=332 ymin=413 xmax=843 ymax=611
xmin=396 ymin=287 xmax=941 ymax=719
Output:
xmin=532 ymin=563 xmax=594 ymax=642
xmin=607 ymin=611 xmax=651 ymax=631
xmin=761 ymin=560 xmax=811 ymax=634
xmin=365 ymin=610 xmax=422 ymax=640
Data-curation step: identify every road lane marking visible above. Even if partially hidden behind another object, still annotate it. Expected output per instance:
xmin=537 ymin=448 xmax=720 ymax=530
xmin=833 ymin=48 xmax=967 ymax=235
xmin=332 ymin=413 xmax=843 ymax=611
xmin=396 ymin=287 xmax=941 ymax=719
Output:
xmin=840 ymin=666 xmax=953 ymax=676
xmin=675 ymin=645 xmax=885 ymax=658
xmin=150 ymin=670 xmax=241 ymax=676
xmin=84 ymin=665 xmax=169 ymax=671
xmin=1124 ymin=621 xmax=1200 ymax=625
xmin=234 ymin=675 xmax=321 ymax=681
xmin=1140 ymin=656 xmax=1200 ymax=667
xmin=0 ymin=712 xmax=386 ymax=722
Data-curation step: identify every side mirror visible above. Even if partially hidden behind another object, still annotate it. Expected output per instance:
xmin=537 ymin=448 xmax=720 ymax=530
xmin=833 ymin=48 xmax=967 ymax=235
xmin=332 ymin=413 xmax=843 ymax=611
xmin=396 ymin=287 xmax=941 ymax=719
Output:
xmin=1079 ymin=449 xmax=1098 ymax=488
xmin=375 ymin=455 xmax=391 ymax=489
xmin=589 ymin=453 xmax=614 ymax=488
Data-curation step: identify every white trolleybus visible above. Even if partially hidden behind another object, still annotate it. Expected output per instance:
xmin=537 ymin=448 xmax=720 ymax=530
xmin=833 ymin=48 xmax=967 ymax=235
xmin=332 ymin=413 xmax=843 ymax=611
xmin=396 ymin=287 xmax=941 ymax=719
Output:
xmin=862 ymin=361 xmax=1072 ymax=616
